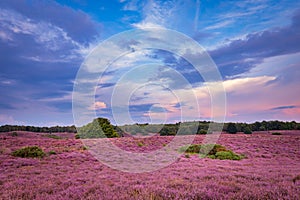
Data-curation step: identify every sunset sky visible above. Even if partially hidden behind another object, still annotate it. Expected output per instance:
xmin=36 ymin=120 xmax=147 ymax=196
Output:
xmin=0 ymin=0 xmax=300 ymax=126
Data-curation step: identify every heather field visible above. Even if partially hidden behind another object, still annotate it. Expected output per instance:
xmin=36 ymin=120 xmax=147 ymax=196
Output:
xmin=0 ymin=131 xmax=299 ymax=200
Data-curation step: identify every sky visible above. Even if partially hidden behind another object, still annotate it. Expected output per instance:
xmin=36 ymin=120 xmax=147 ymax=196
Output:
xmin=0 ymin=0 xmax=300 ymax=126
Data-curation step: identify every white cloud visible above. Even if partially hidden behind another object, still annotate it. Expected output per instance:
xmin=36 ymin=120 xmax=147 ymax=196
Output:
xmin=0 ymin=30 xmax=12 ymax=41
xmin=0 ymin=8 xmax=90 ymax=59
xmin=193 ymin=0 xmax=201 ymax=31
xmin=122 ymin=0 xmax=140 ymax=11
xmin=132 ymin=0 xmax=178 ymax=29
xmin=204 ymin=20 xmax=234 ymax=31
xmin=89 ymin=101 xmax=107 ymax=110
xmin=0 ymin=114 xmax=15 ymax=124
xmin=132 ymin=22 xmax=164 ymax=29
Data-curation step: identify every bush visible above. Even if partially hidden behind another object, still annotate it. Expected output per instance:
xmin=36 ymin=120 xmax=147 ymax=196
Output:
xmin=48 ymin=150 xmax=56 ymax=155
xmin=292 ymin=175 xmax=300 ymax=183
xmin=243 ymin=127 xmax=252 ymax=134
xmin=75 ymin=134 xmax=80 ymax=139
xmin=212 ymin=150 xmax=243 ymax=160
xmin=137 ymin=142 xmax=144 ymax=147
xmin=197 ymin=129 xmax=208 ymax=134
xmin=179 ymin=144 xmax=227 ymax=155
xmin=11 ymin=132 xmax=18 ymax=137
xmin=272 ymin=132 xmax=282 ymax=135
xmin=12 ymin=146 xmax=45 ymax=158
xmin=179 ymin=144 xmax=244 ymax=160
xmin=227 ymin=123 xmax=237 ymax=134
xmin=44 ymin=134 xmax=62 ymax=139
xmin=185 ymin=154 xmax=190 ymax=158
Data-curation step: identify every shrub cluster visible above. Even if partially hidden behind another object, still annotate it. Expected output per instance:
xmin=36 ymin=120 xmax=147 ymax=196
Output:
xmin=179 ymin=144 xmax=244 ymax=160
xmin=12 ymin=146 xmax=45 ymax=158
xmin=271 ymin=132 xmax=282 ymax=135
xmin=44 ymin=134 xmax=62 ymax=139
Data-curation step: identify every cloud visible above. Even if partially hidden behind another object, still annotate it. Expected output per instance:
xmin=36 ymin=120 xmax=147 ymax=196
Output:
xmin=0 ymin=1 xmax=101 ymax=125
xmin=0 ymin=0 xmax=100 ymax=44
xmin=271 ymin=105 xmax=297 ymax=110
xmin=209 ymin=9 xmax=300 ymax=78
xmin=89 ymin=101 xmax=107 ymax=110
xmin=122 ymin=0 xmax=142 ymax=11
xmin=132 ymin=0 xmax=178 ymax=29
xmin=193 ymin=0 xmax=201 ymax=31
xmin=204 ymin=20 xmax=234 ymax=31
xmin=0 ymin=114 xmax=16 ymax=125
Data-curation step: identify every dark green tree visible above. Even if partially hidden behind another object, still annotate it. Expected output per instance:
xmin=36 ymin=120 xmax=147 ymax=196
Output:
xmin=227 ymin=123 xmax=237 ymax=134
xmin=77 ymin=117 xmax=119 ymax=138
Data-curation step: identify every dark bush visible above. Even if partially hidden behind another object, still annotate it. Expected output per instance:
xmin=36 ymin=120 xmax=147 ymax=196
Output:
xmin=272 ymin=132 xmax=282 ymax=135
xmin=48 ymin=150 xmax=56 ymax=155
xmin=292 ymin=175 xmax=300 ymax=183
xmin=12 ymin=146 xmax=45 ymax=158
xmin=227 ymin=123 xmax=237 ymax=134
xmin=243 ymin=127 xmax=252 ymax=134
xmin=75 ymin=134 xmax=80 ymax=139
xmin=11 ymin=132 xmax=18 ymax=137
xmin=197 ymin=129 xmax=208 ymax=134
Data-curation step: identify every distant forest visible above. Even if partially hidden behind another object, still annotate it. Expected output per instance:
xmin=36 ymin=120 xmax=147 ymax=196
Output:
xmin=0 ymin=118 xmax=299 ymax=138
xmin=119 ymin=120 xmax=300 ymax=136
xmin=0 ymin=124 xmax=77 ymax=133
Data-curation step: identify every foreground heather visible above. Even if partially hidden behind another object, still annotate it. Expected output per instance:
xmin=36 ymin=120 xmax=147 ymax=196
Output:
xmin=0 ymin=131 xmax=299 ymax=199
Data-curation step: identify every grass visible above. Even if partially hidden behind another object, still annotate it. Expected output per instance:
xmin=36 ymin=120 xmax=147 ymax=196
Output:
xmin=48 ymin=150 xmax=56 ymax=155
xmin=179 ymin=144 xmax=244 ymax=160
xmin=12 ymin=146 xmax=45 ymax=158
xmin=208 ymin=151 xmax=244 ymax=160
xmin=137 ymin=141 xmax=144 ymax=147
xmin=44 ymin=134 xmax=62 ymax=139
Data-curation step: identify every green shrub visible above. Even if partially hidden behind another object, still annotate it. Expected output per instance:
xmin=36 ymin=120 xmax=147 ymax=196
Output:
xmin=227 ymin=123 xmax=237 ymax=134
xmin=44 ymin=134 xmax=62 ymax=139
xmin=179 ymin=144 xmax=227 ymax=155
xmin=137 ymin=142 xmax=144 ymax=147
xmin=212 ymin=150 xmax=244 ymax=160
xmin=80 ymin=146 xmax=88 ymax=150
xmin=179 ymin=144 xmax=244 ymax=160
xmin=198 ymin=129 xmax=208 ymax=134
xmin=243 ymin=127 xmax=252 ymax=134
xmin=12 ymin=146 xmax=45 ymax=158
xmin=11 ymin=132 xmax=18 ymax=137
xmin=75 ymin=134 xmax=80 ymax=139
xmin=48 ymin=150 xmax=56 ymax=155
xmin=272 ymin=132 xmax=282 ymax=135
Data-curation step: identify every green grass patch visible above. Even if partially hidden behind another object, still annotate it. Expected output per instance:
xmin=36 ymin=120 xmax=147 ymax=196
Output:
xmin=12 ymin=146 xmax=45 ymax=158
xmin=137 ymin=141 xmax=144 ymax=147
xmin=179 ymin=144 xmax=244 ymax=160
xmin=44 ymin=134 xmax=62 ymax=139
xmin=48 ymin=150 xmax=56 ymax=155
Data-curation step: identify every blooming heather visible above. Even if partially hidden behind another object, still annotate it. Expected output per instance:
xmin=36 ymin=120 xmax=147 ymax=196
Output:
xmin=0 ymin=131 xmax=299 ymax=199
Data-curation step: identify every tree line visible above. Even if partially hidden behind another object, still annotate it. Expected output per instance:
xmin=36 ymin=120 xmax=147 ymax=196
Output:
xmin=1 ymin=119 xmax=299 ymax=137
xmin=119 ymin=120 xmax=300 ymax=136
xmin=0 ymin=125 xmax=77 ymax=133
